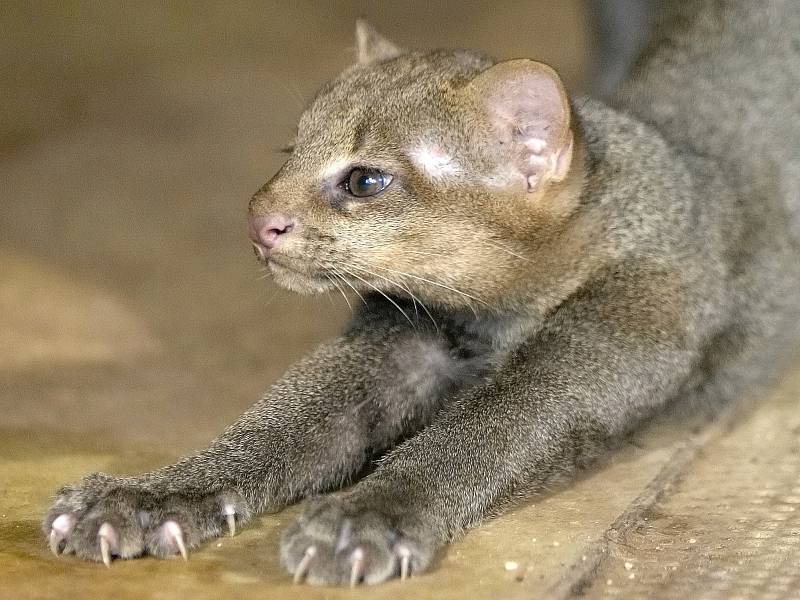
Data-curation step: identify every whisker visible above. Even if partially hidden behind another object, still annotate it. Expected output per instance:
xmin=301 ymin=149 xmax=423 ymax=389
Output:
xmin=329 ymin=265 xmax=368 ymax=306
xmin=261 ymin=287 xmax=282 ymax=308
xmin=337 ymin=265 xmax=417 ymax=329
xmin=390 ymin=249 xmax=450 ymax=258
xmin=252 ymin=268 xmax=283 ymax=308
xmin=392 ymin=241 xmax=529 ymax=264
xmin=348 ymin=264 xmax=439 ymax=332
xmin=482 ymin=239 xmax=531 ymax=262
xmin=322 ymin=288 xmax=335 ymax=307
xmin=368 ymin=264 xmax=488 ymax=316
xmin=288 ymin=81 xmax=308 ymax=111
xmin=268 ymin=74 xmax=307 ymax=112
xmin=325 ymin=273 xmax=353 ymax=313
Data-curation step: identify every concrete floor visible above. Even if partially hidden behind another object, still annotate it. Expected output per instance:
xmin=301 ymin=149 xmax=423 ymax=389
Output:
xmin=3 ymin=2 xmax=799 ymax=599
xmin=583 ymin=373 xmax=800 ymax=600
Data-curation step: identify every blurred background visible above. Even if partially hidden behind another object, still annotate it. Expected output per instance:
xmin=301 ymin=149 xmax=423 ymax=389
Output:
xmin=1 ymin=1 xmax=591 ymax=453
xmin=7 ymin=5 xmax=800 ymax=599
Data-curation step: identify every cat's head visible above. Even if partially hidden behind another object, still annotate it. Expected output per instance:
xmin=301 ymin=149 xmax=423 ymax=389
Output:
xmin=249 ymin=21 xmax=584 ymax=313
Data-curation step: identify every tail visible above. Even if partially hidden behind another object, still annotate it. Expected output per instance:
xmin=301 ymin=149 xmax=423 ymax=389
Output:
xmin=614 ymin=0 xmax=800 ymax=232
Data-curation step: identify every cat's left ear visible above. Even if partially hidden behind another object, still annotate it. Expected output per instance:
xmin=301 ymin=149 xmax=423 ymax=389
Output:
xmin=465 ymin=59 xmax=574 ymax=192
xmin=355 ymin=19 xmax=402 ymax=65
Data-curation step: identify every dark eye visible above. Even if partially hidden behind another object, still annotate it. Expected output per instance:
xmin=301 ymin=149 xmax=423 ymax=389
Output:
xmin=343 ymin=168 xmax=393 ymax=198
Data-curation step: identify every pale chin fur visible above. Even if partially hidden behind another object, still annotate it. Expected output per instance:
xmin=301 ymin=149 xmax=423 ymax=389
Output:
xmin=269 ymin=262 xmax=334 ymax=295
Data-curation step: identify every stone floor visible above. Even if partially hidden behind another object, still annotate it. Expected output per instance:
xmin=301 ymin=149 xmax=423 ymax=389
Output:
xmin=3 ymin=2 xmax=799 ymax=599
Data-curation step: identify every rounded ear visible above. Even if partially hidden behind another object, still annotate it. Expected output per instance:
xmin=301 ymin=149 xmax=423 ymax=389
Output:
xmin=355 ymin=19 xmax=403 ymax=65
xmin=465 ymin=60 xmax=574 ymax=191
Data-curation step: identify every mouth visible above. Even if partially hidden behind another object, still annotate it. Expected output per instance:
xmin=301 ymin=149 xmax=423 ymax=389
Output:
xmin=257 ymin=252 xmax=335 ymax=295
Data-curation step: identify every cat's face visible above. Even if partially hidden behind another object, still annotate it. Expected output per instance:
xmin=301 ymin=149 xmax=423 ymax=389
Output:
xmin=249 ymin=41 xmax=583 ymax=313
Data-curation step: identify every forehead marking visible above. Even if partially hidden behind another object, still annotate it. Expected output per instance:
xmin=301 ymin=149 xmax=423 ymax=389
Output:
xmin=408 ymin=144 xmax=462 ymax=181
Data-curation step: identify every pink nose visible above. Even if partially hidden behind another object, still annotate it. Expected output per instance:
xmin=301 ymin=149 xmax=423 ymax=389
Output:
xmin=249 ymin=214 xmax=295 ymax=255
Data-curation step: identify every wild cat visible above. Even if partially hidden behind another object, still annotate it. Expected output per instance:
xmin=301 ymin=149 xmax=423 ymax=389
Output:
xmin=44 ymin=0 xmax=800 ymax=586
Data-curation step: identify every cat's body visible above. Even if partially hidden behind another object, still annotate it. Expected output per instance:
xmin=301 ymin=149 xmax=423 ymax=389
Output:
xmin=44 ymin=0 xmax=800 ymax=586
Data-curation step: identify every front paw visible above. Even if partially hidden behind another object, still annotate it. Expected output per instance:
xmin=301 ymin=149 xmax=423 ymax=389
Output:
xmin=42 ymin=472 xmax=251 ymax=565
xmin=281 ymin=495 xmax=433 ymax=586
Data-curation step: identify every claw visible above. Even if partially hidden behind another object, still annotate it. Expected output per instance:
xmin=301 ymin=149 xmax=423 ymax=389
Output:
xmin=293 ymin=545 xmax=316 ymax=584
xmin=49 ymin=529 xmax=63 ymax=556
xmin=350 ymin=548 xmax=365 ymax=588
xmin=49 ymin=514 xmax=74 ymax=556
xmin=398 ymin=545 xmax=411 ymax=581
xmin=97 ymin=522 xmax=117 ymax=568
xmin=223 ymin=503 xmax=236 ymax=537
xmin=100 ymin=536 xmax=112 ymax=567
xmin=163 ymin=520 xmax=188 ymax=561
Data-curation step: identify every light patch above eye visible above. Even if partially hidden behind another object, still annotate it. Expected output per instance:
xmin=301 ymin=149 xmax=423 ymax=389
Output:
xmin=320 ymin=156 xmax=353 ymax=179
xmin=408 ymin=144 xmax=462 ymax=181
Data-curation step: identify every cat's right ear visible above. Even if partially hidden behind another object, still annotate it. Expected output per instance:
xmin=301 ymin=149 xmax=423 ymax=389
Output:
xmin=355 ymin=19 xmax=402 ymax=65
xmin=464 ymin=60 xmax=574 ymax=192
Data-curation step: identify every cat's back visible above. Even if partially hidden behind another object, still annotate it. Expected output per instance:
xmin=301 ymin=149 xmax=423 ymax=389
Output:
xmin=614 ymin=0 xmax=800 ymax=232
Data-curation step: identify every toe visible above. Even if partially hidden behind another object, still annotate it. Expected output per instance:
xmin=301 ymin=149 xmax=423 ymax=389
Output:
xmin=292 ymin=546 xmax=317 ymax=584
xmin=222 ymin=503 xmax=236 ymax=537
xmin=97 ymin=522 xmax=118 ymax=567
xmin=349 ymin=548 xmax=365 ymax=588
xmin=397 ymin=544 xmax=412 ymax=581
xmin=49 ymin=514 xmax=75 ymax=556
xmin=157 ymin=520 xmax=188 ymax=560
